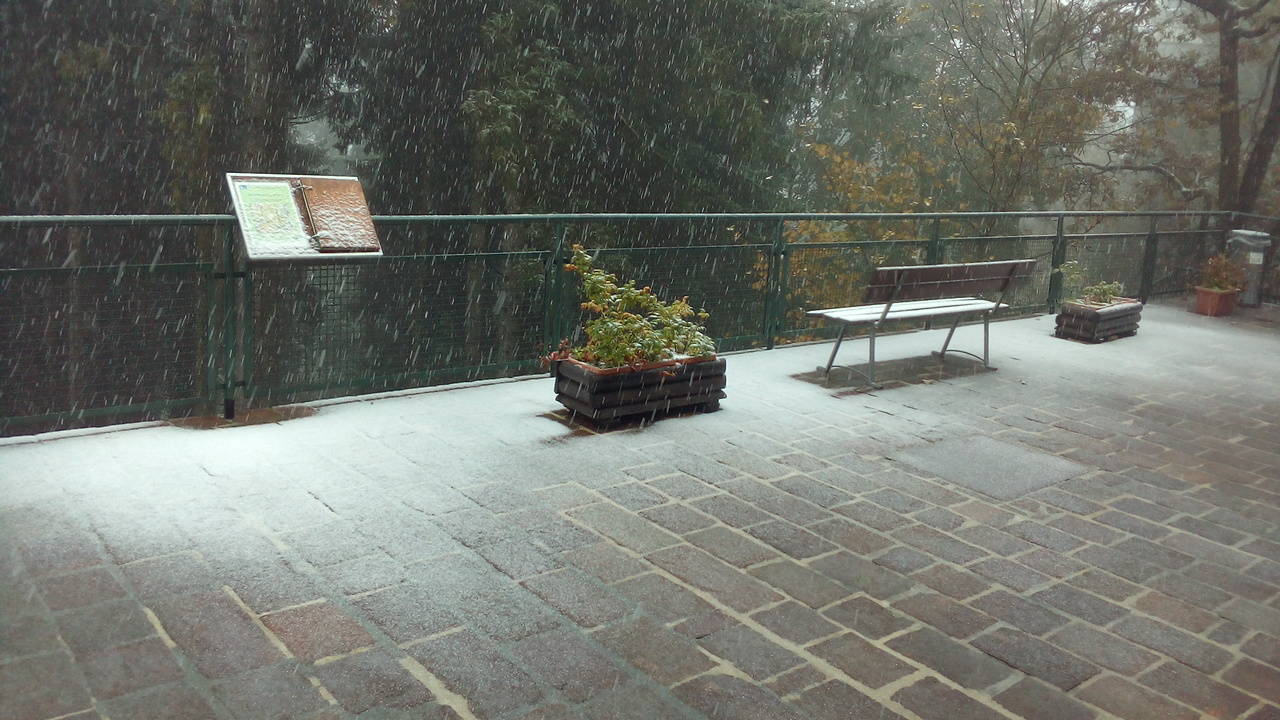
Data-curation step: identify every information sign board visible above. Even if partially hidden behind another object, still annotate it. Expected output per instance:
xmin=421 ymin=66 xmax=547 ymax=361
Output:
xmin=226 ymin=173 xmax=382 ymax=263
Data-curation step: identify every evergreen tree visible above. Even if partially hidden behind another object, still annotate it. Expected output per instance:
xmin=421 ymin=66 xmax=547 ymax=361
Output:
xmin=335 ymin=0 xmax=908 ymax=215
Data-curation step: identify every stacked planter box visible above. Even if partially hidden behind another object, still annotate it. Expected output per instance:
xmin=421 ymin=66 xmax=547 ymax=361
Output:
xmin=1055 ymin=298 xmax=1143 ymax=343
xmin=554 ymin=357 xmax=726 ymax=423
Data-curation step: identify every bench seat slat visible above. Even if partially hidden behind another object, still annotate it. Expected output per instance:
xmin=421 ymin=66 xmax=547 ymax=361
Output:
xmin=810 ymin=297 xmax=986 ymax=314
xmin=808 ymin=298 xmax=1000 ymax=324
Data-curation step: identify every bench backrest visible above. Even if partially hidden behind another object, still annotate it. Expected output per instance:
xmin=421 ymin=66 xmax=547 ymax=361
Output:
xmin=863 ymin=259 xmax=1037 ymax=304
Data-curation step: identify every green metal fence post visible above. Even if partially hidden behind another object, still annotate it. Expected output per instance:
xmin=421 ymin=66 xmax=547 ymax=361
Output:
xmin=204 ymin=235 xmax=220 ymax=413
xmin=242 ymin=256 xmax=254 ymax=409
xmin=1139 ymin=217 xmax=1160 ymax=303
xmin=542 ymin=226 xmax=563 ymax=352
xmin=221 ymin=226 xmax=237 ymax=419
xmin=778 ymin=237 xmax=791 ymax=346
xmin=543 ymin=224 xmax=572 ymax=374
xmin=764 ymin=219 xmax=786 ymax=349
xmin=1047 ymin=214 xmax=1068 ymax=311
xmin=923 ymin=217 xmax=944 ymax=329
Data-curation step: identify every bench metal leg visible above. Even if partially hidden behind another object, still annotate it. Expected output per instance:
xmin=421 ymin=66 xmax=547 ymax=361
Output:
xmin=937 ymin=315 xmax=963 ymax=358
xmin=823 ymin=324 xmax=847 ymax=378
xmin=819 ymin=323 xmax=882 ymax=390
xmin=868 ymin=325 xmax=877 ymax=386
xmin=983 ymin=312 xmax=990 ymax=367
xmin=930 ymin=313 xmax=995 ymax=371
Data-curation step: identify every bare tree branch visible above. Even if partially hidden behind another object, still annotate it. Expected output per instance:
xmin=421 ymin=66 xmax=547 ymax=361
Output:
xmin=1239 ymin=0 xmax=1275 ymax=18
xmin=1236 ymin=15 xmax=1280 ymax=37
xmin=1182 ymin=0 xmax=1232 ymax=18
xmin=1066 ymin=157 xmax=1212 ymax=202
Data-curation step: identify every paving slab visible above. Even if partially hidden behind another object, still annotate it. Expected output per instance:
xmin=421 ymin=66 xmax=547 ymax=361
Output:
xmin=893 ymin=436 xmax=1088 ymax=500
xmin=2 ymin=304 xmax=1280 ymax=720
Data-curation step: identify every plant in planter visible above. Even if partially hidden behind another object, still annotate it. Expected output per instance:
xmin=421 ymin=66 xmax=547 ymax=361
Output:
xmin=1053 ymin=261 xmax=1143 ymax=343
xmin=1193 ymin=254 xmax=1247 ymax=317
xmin=547 ymin=245 xmax=726 ymax=423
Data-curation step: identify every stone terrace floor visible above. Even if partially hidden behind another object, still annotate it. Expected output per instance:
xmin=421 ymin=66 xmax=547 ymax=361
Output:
xmin=2 ymin=302 xmax=1280 ymax=720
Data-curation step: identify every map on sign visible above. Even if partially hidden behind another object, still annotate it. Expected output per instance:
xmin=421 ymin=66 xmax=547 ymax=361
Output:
xmin=226 ymin=173 xmax=382 ymax=263
xmin=234 ymin=180 xmax=313 ymax=256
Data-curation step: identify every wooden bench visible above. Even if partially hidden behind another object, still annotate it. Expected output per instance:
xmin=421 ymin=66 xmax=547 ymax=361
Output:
xmin=806 ymin=258 xmax=1037 ymax=387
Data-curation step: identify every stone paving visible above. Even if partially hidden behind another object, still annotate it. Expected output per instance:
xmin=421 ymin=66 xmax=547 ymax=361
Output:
xmin=2 ymin=302 xmax=1280 ymax=720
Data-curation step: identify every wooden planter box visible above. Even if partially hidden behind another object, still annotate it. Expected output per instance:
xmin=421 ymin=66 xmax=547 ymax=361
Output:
xmin=1055 ymin=298 xmax=1142 ymax=343
xmin=1193 ymin=286 xmax=1239 ymax=316
xmin=553 ymin=356 xmax=726 ymax=422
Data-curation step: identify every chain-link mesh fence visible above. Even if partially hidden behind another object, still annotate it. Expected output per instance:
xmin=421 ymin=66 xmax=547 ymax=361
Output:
xmin=247 ymin=253 xmax=550 ymax=405
xmin=1151 ymin=217 xmax=1213 ymax=297
xmin=781 ymin=239 xmax=928 ymax=341
xmin=587 ymin=244 xmax=772 ymax=351
xmin=2 ymin=212 xmax=1270 ymax=435
xmin=0 ymin=224 xmax=217 ymax=434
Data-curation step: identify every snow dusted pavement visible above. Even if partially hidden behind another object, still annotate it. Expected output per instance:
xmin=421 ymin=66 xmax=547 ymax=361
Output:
xmin=3 ymin=303 xmax=1280 ymax=720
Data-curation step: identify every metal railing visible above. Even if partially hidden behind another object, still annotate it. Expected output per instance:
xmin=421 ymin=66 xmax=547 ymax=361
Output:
xmin=1 ymin=209 xmax=1274 ymax=435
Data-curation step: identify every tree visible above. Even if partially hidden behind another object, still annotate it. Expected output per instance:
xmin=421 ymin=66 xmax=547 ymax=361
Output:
xmin=336 ymin=0 xmax=909 ymax=216
xmin=1039 ymin=0 xmax=1280 ymax=217
xmin=156 ymin=0 xmax=372 ymax=212
xmin=331 ymin=0 xmax=914 ymax=362
xmin=936 ymin=0 xmax=1162 ymax=211
xmin=1179 ymin=0 xmax=1280 ymax=214
xmin=1 ymin=1 xmax=173 ymax=216
xmin=802 ymin=0 xmax=1167 ymax=227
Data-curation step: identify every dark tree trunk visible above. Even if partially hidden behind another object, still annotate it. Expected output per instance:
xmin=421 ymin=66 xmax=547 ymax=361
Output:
xmin=1217 ymin=25 xmax=1241 ymax=212
xmin=1238 ymin=47 xmax=1280 ymax=214
xmin=239 ymin=0 xmax=290 ymax=170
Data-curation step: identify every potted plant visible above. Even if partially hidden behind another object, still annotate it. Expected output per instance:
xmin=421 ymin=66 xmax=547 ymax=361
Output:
xmin=1193 ymin=254 xmax=1247 ymax=316
xmin=547 ymin=245 xmax=725 ymax=423
xmin=1054 ymin=261 xmax=1143 ymax=343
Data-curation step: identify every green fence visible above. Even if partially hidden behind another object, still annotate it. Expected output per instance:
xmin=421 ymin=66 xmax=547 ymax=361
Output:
xmin=0 ymin=210 xmax=1273 ymax=435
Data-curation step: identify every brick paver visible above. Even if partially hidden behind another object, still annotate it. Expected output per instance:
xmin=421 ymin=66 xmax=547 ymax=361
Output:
xmin=894 ymin=592 xmax=997 ymax=637
xmin=971 ymin=626 xmax=1098 ymax=690
xmin=148 ymin=591 xmax=283 ymax=679
xmin=3 ymin=304 xmax=1280 ymax=719
xmin=811 ymin=632 xmax=917 ymax=687
xmin=1049 ymin=623 xmax=1160 ymax=674
xmin=310 ymin=649 xmax=435 ymax=714
xmin=1076 ymin=675 xmax=1200 ymax=720
xmin=211 ymin=662 xmax=330 ymax=719
xmin=592 ymin=616 xmax=714 ymax=685
xmin=994 ymin=678 xmax=1097 ymax=720
xmin=893 ymin=677 xmax=1005 ymax=720
xmin=77 ymin=637 xmax=184 ymax=700
xmin=405 ymin=629 xmax=543 ymax=717
xmin=700 ymin=623 xmax=806 ymax=680
xmin=260 ymin=602 xmax=375 ymax=662
xmin=511 ymin=629 xmax=627 ymax=703
xmin=752 ymin=600 xmax=840 ymax=643
xmin=103 ymin=684 xmax=220 ymax=720
xmin=794 ymin=679 xmax=907 ymax=720
xmin=887 ymin=626 xmax=1015 ymax=689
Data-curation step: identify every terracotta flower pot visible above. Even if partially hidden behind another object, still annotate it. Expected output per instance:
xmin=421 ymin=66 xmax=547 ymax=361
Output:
xmin=1194 ymin=287 xmax=1239 ymax=317
xmin=553 ymin=355 xmax=725 ymax=422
